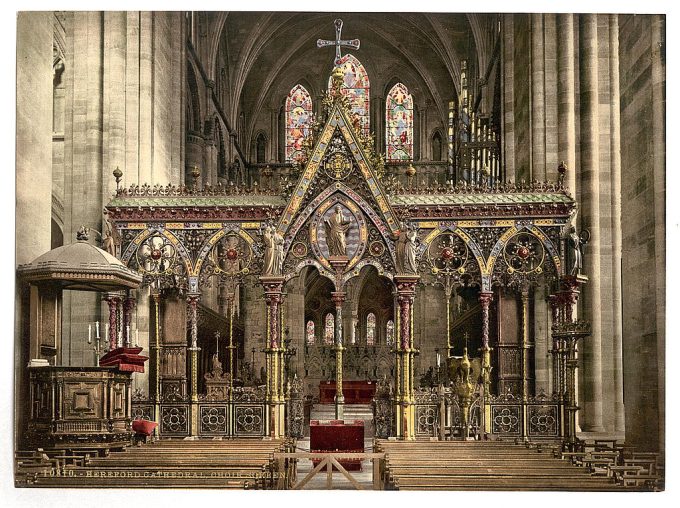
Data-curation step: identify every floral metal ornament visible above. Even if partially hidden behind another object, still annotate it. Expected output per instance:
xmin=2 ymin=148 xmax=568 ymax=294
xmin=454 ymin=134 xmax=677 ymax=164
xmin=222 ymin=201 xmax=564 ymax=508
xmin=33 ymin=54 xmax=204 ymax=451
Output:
xmin=502 ymin=231 xmax=545 ymax=275
xmin=136 ymin=234 xmax=177 ymax=274
xmin=208 ymin=233 xmax=253 ymax=277
xmin=425 ymin=232 xmax=469 ymax=275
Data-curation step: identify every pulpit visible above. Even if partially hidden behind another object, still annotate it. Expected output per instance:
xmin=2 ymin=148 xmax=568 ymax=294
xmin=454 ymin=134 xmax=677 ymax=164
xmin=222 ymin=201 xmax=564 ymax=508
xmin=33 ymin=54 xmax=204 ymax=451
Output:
xmin=27 ymin=366 xmax=134 ymax=450
xmin=17 ymin=228 xmax=144 ymax=451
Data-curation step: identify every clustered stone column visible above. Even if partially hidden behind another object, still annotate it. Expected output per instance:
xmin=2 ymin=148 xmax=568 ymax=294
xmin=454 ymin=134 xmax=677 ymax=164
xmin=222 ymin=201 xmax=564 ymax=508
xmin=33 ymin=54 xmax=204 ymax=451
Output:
xmin=394 ymin=275 xmax=419 ymax=440
xmin=579 ymin=13 xmax=605 ymax=433
xmin=331 ymin=291 xmax=346 ymax=419
xmin=260 ymin=276 xmax=286 ymax=438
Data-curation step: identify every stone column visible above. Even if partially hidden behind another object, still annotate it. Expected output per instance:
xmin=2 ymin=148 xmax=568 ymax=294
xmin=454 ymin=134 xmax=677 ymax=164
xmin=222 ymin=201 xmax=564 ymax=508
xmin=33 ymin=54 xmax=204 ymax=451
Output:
xmin=332 ymin=291 xmax=346 ymax=419
xmin=394 ymin=275 xmax=419 ymax=440
xmin=478 ymin=291 xmax=493 ymax=394
xmin=548 ymin=295 xmax=561 ymax=398
xmin=533 ymin=286 xmax=550 ymax=393
xmin=579 ymin=14 xmax=605 ymax=432
xmin=502 ymin=14 xmax=516 ymax=183
xmin=102 ymin=11 xmax=127 ymax=201
xmin=261 ymin=276 xmax=285 ymax=438
xmin=531 ymin=14 xmax=546 ymax=180
xmin=557 ymin=14 xmax=577 ymax=194
xmin=651 ymin=14 xmax=666 ymax=457
xmin=608 ymin=14 xmax=625 ymax=433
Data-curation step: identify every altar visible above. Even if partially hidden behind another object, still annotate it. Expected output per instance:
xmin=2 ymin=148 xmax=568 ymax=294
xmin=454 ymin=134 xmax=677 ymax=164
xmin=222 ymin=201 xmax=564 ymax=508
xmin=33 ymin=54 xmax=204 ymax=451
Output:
xmin=318 ymin=380 xmax=376 ymax=404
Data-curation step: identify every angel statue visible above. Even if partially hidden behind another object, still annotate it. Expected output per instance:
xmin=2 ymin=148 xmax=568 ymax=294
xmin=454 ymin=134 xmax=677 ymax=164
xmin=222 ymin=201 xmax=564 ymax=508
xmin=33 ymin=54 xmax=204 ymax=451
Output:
xmin=324 ymin=205 xmax=351 ymax=257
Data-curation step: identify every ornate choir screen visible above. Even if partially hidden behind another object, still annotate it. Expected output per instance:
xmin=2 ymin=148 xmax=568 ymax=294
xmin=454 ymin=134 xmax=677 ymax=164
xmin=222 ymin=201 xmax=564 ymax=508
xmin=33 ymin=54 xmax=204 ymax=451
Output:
xmin=107 ymin=70 xmax=586 ymax=443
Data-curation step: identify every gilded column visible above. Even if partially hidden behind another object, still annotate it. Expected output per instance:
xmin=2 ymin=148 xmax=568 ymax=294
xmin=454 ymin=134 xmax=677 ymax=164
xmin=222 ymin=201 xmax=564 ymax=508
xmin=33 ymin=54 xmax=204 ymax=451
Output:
xmin=186 ymin=293 xmax=201 ymax=436
xmin=608 ymin=14 xmax=625 ymax=433
xmin=332 ymin=291 xmax=346 ymax=419
xmin=531 ymin=14 xmax=546 ymax=180
xmin=394 ymin=275 xmax=419 ymax=440
xmin=520 ymin=288 xmax=531 ymax=402
xmin=261 ymin=276 xmax=285 ymax=438
xmin=579 ymin=14 xmax=605 ymax=432
xmin=557 ymin=14 xmax=577 ymax=193
xmin=151 ymin=289 xmax=162 ymax=424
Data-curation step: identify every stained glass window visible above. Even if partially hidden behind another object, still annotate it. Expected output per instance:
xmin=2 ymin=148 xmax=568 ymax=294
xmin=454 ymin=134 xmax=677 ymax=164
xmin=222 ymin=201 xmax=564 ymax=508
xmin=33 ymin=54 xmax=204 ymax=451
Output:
xmin=306 ymin=320 xmax=315 ymax=345
xmin=386 ymin=83 xmax=414 ymax=161
xmin=324 ymin=313 xmax=335 ymax=345
xmin=285 ymin=84 xmax=313 ymax=163
xmin=366 ymin=312 xmax=376 ymax=345
xmin=328 ymin=54 xmax=370 ymax=136
xmin=386 ymin=320 xmax=394 ymax=346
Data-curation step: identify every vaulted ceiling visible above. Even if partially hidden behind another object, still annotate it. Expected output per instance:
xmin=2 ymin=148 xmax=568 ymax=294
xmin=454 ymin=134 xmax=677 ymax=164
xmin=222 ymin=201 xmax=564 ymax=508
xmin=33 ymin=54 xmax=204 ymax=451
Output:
xmin=210 ymin=12 xmax=498 ymax=147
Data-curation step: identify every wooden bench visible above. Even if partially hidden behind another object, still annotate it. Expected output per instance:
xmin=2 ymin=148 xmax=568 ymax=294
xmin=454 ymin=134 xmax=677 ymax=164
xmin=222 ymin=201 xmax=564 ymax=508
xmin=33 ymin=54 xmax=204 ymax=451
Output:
xmin=375 ymin=439 xmax=626 ymax=491
xmin=26 ymin=438 xmax=292 ymax=489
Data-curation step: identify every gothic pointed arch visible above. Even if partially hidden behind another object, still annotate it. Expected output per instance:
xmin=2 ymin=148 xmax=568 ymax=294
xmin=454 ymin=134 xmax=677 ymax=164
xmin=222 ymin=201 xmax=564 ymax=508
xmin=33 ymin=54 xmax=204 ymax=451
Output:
xmin=328 ymin=54 xmax=370 ymax=136
xmin=284 ymin=84 xmax=313 ymax=163
xmin=385 ymin=82 xmax=414 ymax=161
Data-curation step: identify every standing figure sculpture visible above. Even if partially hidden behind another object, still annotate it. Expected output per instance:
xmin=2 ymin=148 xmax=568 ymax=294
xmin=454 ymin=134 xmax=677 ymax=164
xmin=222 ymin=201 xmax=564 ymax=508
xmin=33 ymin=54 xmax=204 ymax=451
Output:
xmin=263 ymin=225 xmax=280 ymax=275
xmin=324 ymin=205 xmax=351 ymax=257
xmin=567 ymin=225 xmax=589 ymax=276
xmin=102 ymin=215 xmax=116 ymax=256
xmin=396 ymin=224 xmax=418 ymax=274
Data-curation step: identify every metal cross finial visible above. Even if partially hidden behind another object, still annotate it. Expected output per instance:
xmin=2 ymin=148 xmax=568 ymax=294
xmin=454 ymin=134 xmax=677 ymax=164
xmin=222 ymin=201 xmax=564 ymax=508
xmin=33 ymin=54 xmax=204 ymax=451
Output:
xmin=317 ymin=19 xmax=360 ymax=65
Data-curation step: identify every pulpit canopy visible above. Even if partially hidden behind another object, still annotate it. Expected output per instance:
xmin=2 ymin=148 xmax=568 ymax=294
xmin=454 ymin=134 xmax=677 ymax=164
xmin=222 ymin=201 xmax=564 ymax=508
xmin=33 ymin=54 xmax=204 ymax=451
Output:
xmin=17 ymin=235 xmax=142 ymax=291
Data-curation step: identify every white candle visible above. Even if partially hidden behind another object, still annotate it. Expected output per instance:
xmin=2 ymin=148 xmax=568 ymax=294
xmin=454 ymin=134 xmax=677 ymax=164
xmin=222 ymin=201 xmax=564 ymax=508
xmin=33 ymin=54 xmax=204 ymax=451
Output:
xmin=126 ymin=325 xmax=130 ymax=345
xmin=135 ymin=329 xmax=139 ymax=347
xmin=105 ymin=323 xmax=109 ymax=342
xmin=95 ymin=321 xmax=100 ymax=339
xmin=436 ymin=352 xmax=441 ymax=368
xmin=88 ymin=324 xmax=92 ymax=344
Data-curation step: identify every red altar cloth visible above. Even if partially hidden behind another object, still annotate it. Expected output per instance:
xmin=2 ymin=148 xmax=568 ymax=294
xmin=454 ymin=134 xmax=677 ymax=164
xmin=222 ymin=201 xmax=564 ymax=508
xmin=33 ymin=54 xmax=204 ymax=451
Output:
xmin=310 ymin=420 xmax=365 ymax=471
xmin=132 ymin=419 xmax=157 ymax=436
xmin=318 ymin=380 xmax=376 ymax=404
xmin=99 ymin=347 xmax=148 ymax=373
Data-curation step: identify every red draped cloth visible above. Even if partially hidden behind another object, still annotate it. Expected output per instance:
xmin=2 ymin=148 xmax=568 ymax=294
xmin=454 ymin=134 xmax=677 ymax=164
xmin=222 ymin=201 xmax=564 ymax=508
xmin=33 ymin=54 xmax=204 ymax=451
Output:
xmin=318 ymin=380 xmax=376 ymax=404
xmin=310 ymin=420 xmax=364 ymax=471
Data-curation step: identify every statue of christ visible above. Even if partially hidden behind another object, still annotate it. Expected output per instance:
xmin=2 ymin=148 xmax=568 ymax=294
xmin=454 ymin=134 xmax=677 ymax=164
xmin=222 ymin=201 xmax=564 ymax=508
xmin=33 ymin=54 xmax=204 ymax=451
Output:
xmin=324 ymin=205 xmax=351 ymax=257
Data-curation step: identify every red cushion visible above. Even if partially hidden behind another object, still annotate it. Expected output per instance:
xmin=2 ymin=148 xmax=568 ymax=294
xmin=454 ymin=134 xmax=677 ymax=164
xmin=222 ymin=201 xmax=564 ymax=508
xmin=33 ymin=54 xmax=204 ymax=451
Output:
xmin=132 ymin=419 xmax=157 ymax=436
